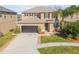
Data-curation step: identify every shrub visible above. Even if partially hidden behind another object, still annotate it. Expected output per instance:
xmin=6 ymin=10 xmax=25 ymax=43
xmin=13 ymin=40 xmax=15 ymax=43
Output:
xmin=37 ymin=27 xmax=42 ymax=33
xmin=0 ymin=32 xmax=13 ymax=47
xmin=13 ymin=27 xmax=20 ymax=34
xmin=9 ymin=29 xmax=14 ymax=32
xmin=61 ymin=21 xmax=79 ymax=39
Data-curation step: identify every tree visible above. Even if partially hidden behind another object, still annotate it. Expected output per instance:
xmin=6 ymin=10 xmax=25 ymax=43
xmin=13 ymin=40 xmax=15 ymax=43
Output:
xmin=61 ymin=21 xmax=79 ymax=39
xmin=61 ymin=5 xmax=79 ymax=18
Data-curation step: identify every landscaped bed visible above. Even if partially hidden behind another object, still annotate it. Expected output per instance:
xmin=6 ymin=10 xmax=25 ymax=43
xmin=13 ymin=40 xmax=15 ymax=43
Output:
xmin=38 ymin=46 xmax=79 ymax=54
xmin=0 ymin=28 xmax=20 ymax=48
xmin=0 ymin=32 xmax=14 ymax=48
xmin=40 ymin=34 xmax=72 ymax=43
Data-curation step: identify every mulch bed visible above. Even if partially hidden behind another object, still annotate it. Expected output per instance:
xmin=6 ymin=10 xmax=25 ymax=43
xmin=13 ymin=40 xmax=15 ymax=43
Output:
xmin=64 ymin=38 xmax=79 ymax=43
xmin=72 ymin=39 xmax=79 ymax=43
xmin=68 ymin=38 xmax=79 ymax=43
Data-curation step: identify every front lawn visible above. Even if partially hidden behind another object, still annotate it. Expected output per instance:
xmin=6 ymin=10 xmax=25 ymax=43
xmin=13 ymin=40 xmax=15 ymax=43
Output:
xmin=38 ymin=46 xmax=79 ymax=54
xmin=40 ymin=34 xmax=71 ymax=43
xmin=0 ymin=32 xmax=13 ymax=48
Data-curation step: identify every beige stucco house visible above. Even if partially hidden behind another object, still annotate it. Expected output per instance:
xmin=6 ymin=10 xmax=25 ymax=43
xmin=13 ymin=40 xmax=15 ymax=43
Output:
xmin=18 ymin=6 xmax=61 ymax=33
xmin=0 ymin=6 xmax=17 ymax=34
xmin=63 ymin=13 xmax=79 ymax=22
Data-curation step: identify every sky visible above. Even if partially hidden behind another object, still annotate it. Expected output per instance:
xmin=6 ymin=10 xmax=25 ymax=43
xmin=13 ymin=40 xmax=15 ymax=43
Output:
xmin=2 ymin=5 xmax=70 ymax=13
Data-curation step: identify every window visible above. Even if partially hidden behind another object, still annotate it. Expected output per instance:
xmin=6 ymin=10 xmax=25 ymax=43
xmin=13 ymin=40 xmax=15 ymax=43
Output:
xmin=34 ymin=13 xmax=37 ymax=16
xmin=53 ymin=14 xmax=58 ymax=18
xmin=28 ymin=13 xmax=30 ymax=16
xmin=37 ymin=13 xmax=41 ymax=18
xmin=31 ymin=13 xmax=33 ymax=16
xmin=29 ymin=13 xmax=32 ymax=16
xmin=24 ymin=13 xmax=38 ymax=16
xmin=44 ymin=13 xmax=50 ymax=18
xmin=24 ymin=14 xmax=26 ymax=16
xmin=52 ymin=14 xmax=55 ymax=18
xmin=4 ymin=16 xmax=6 ymax=19
xmin=26 ymin=13 xmax=28 ymax=16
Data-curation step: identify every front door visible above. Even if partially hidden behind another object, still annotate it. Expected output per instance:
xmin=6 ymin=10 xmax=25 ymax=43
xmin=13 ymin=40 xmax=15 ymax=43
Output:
xmin=45 ymin=23 xmax=49 ymax=32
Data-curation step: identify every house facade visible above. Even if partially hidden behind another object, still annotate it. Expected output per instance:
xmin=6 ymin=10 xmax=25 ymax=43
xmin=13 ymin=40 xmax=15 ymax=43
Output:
xmin=63 ymin=13 xmax=79 ymax=22
xmin=18 ymin=6 xmax=62 ymax=33
xmin=0 ymin=6 xmax=17 ymax=34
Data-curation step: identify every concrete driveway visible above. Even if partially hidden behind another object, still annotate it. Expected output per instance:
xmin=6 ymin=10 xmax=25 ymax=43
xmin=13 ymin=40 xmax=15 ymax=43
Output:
xmin=1 ymin=33 xmax=39 ymax=54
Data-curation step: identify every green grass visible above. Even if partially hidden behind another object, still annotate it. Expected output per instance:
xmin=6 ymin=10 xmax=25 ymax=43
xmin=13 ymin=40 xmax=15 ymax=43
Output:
xmin=0 ymin=32 xmax=13 ymax=48
xmin=38 ymin=46 xmax=79 ymax=54
xmin=40 ymin=34 xmax=71 ymax=43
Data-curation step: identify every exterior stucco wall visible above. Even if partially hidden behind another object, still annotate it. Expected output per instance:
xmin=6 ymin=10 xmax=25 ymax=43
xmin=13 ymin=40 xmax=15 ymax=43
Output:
xmin=18 ymin=23 xmax=55 ymax=33
xmin=0 ymin=14 xmax=17 ymax=34
xmin=20 ymin=12 xmax=61 ymax=33
xmin=64 ymin=13 xmax=79 ymax=22
xmin=22 ymin=13 xmax=53 ymax=20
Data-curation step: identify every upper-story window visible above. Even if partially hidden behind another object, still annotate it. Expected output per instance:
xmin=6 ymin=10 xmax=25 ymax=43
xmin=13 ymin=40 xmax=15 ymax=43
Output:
xmin=44 ymin=13 xmax=50 ymax=19
xmin=24 ymin=13 xmax=38 ymax=16
xmin=37 ymin=13 xmax=41 ymax=18
xmin=29 ymin=13 xmax=32 ymax=16
xmin=34 ymin=13 xmax=37 ymax=16
xmin=24 ymin=14 xmax=27 ymax=16
xmin=52 ymin=14 xmax=58 ymax=18
xmin=52 ymin=14 xmax=54 ymax=18
xmin=24 ymin=13 xmax=33 ymax=16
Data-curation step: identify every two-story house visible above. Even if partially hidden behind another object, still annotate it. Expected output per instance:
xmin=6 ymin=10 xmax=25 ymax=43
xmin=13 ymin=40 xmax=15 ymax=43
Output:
xmin=0 ymin=6 xmax=17 ymax=34
xmin=18 ymin=6 xmax=61 ymax=33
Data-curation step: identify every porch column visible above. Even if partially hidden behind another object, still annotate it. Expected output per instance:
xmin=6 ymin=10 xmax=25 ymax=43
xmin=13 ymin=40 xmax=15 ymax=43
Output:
xmin=42 ymin=24 xmax=45 ymax=32
xmin=19 ymin=25 xmax=22 ymax=32
xmin=50 ymin=13 xmax=52 ymax=19
xmin=49 ymin=23 xmax=54 ymax=32
xmin=39 ymin=24 xmax=45 ymax=32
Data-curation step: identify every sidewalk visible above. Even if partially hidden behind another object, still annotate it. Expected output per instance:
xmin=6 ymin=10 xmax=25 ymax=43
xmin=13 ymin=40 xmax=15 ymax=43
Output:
xmin=37 ymin=42 xmax=79 ymax=48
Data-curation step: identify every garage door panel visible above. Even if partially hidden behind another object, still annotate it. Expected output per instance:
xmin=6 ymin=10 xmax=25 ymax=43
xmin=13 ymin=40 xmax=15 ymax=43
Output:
xmin=22 ymin=26 xmax=38 ymax=33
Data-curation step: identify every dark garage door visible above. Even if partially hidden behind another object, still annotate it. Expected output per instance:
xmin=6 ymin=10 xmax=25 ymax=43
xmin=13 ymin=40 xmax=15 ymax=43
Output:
xmin=22 ymin=26 xmax=38 ymax=33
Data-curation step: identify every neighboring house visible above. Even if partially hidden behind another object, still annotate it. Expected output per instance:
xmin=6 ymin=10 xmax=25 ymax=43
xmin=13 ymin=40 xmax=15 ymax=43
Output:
xmin=0 ymin=6 xmax=17 ymax=34
xmin=63 ymin=13 xmax=79 ymax=22
xmin=17 ymin=14 xmax=22 ymax=21
xmin=18 ymin=6 xmax=61 ymax=33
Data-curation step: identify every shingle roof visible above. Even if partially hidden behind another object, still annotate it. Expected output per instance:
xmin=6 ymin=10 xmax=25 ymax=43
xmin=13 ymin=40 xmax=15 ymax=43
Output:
xmin=22 ymin=6 xmax=56 ymax=13
xmin=0 ymin=6 xmax=16 ymax=14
